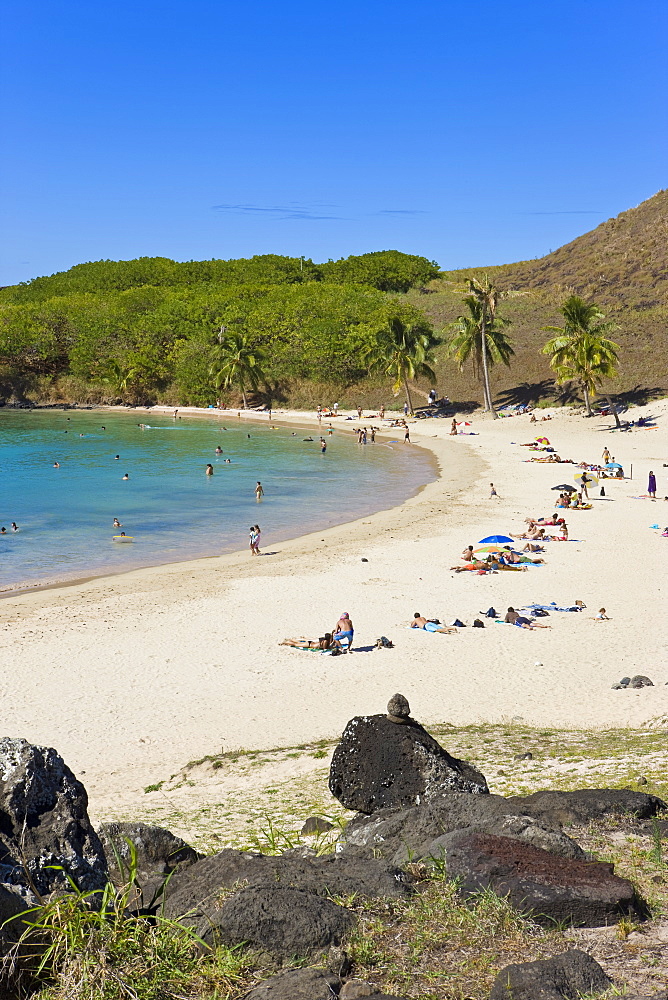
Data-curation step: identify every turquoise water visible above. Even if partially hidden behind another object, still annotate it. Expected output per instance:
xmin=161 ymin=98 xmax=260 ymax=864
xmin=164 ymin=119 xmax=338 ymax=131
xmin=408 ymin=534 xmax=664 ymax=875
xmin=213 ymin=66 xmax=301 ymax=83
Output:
xmin=0 ymin=410 xmax=435 ymax=591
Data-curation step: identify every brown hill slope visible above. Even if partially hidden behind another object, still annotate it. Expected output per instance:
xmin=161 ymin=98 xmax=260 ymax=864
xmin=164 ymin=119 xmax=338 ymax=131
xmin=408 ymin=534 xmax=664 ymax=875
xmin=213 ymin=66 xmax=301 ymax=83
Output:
xmin=409 ymin=190 xmax=668 ymax=408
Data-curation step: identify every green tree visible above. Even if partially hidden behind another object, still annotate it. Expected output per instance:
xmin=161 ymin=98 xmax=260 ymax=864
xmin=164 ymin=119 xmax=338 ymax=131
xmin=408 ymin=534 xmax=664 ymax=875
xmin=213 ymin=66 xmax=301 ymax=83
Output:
xmin=318 ymin=251 xmax=440 ymax=292
xmin=542 ymin=296 xmax=620 ymax=416
xmin=363 ymin=306 xmax=439 ymax=413
xmin=209 ymin=330 xmax=267 ymax=407
xmin=445 ymin=292 xmax=514 ymax=413
xmin=459 ymin=275 xmax=511 ymax=415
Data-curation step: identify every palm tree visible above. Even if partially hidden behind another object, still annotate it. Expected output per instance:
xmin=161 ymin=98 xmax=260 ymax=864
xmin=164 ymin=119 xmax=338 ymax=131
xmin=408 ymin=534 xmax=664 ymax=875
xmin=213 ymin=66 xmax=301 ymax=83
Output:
xmin=363 ymin=310 xmax=439 ymax=414
xmin=542 ymin=296 xmax=620 ymax=416
xmin=100 ymin=360 xmax=142 ymax=400
xmin=209 ymin=331 xmax=266 ymax=408
xmin=464 ymin=275 xmax=508 ymax=415
xmin=445 ymin=294 xmax=514 ymax=412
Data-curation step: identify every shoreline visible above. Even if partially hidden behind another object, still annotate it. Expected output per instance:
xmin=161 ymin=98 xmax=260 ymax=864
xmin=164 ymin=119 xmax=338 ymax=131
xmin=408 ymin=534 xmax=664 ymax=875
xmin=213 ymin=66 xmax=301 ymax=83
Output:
xmin=2 ymin=399 xmax=668 ymax=819
xmin=0 ymin=405 xmax=439 ymax=597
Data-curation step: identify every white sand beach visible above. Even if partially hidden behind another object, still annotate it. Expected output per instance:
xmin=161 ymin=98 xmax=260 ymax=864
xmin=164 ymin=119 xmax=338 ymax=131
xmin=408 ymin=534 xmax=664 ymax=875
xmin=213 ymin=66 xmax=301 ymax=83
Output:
xmin=1 ymin=401 xmax=667 ymax=819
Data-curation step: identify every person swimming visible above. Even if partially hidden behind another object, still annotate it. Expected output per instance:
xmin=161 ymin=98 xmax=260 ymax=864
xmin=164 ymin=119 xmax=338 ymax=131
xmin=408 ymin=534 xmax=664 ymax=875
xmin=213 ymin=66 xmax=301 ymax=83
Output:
xmin=215 ymin=446 xmax=223 ymax=455
xmin=114 ymin=455 xmax=120 ymax=460
xmin=113 ymin=518 xmax=122 ymax=528
xmin=53 ymin=461 xmax=60 ymax=468
xmin=122 ymin=473 xmax=129 ymax=480
xmin=11 ymin=523 xmax=18 ymax=532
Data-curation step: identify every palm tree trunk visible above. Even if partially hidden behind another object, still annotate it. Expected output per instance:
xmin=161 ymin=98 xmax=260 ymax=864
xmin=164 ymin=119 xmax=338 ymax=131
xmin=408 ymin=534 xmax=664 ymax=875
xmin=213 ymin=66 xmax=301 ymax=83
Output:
xmin=604 ymin=395 xmax=622 ymax=428
xmin=480 ymin=315 xmax=495 ymax=416
xmin=403 ymin=380 xmax=414 ymax=415
xmin=583 ymin=385 xmax=593 ymax=417
xmin=241 ymin=384 xmax=247 ymax=408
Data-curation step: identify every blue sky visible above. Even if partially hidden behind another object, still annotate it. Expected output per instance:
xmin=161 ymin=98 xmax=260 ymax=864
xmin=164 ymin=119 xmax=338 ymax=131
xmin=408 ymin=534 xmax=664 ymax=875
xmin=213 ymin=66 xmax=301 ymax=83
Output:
xmin=2 ymin=0 xmax=666 ymax=284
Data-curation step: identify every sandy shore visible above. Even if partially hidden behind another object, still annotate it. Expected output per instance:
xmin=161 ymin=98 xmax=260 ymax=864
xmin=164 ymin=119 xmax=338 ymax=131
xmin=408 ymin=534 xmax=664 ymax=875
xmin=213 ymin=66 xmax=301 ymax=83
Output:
xmin=1 ymin=399 xmax=667 ymax=818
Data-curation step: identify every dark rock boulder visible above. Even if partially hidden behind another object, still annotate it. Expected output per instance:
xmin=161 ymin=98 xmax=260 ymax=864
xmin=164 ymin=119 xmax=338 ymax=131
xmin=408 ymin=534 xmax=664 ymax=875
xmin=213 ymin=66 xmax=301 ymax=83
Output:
xmin=329 ymin=710 xmax=488 ymax=815
xmin=185 ymin=885 xmax=355 ymax=956
xmin=301 ymin=816 xmax=334 ymax=836
xmin=447 ymin=832 xmax=644 ymax=926
xmin=508 ymin=788 xmax=667 ymax=826
xmin=97 ymin=822 xmax=201 ymax=906
xmin=490 ymin=949 xmax=611 ymax=999
xmin=0 ymin=738 xmax=107 ymax=894
xmin=163 ymin=848 xmax=413 ymax=920
xmin=0 ymin=883 xmax=39 ymax=939
xmin=243 ymin=972 xmax=407 ymax=1000
xmin=338 ymin=793 xmax=584 ymax=865
xmin=243 ymin=968 xmax=341 ymax=999
xmin=620 ymin=995 xmax=668 ymax=1000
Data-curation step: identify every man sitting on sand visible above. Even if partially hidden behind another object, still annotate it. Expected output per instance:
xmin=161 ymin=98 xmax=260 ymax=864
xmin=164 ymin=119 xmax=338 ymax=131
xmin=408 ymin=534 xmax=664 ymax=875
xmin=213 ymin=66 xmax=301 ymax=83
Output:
xmin=333 ymin=612 xmax=354 ymax=651
xmin=410 ymin=613 xmax=457 ymax=633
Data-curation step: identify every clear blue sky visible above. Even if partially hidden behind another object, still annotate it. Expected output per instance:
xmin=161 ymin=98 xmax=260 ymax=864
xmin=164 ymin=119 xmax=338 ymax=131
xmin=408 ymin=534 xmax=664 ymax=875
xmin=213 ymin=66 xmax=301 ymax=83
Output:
xmin=2 ymin=0 xmax=666 ymax=284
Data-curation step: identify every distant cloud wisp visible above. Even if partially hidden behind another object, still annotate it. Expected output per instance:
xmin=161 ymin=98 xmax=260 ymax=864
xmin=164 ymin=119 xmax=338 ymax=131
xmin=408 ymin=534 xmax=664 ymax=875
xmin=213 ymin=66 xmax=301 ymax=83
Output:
xmin=521 ymin=210 xmax=603 ymax=216
xmin=212 ymin=202 xmax=342 ymax=221
xmin=375 ymin=209 xmax=428 ymax=216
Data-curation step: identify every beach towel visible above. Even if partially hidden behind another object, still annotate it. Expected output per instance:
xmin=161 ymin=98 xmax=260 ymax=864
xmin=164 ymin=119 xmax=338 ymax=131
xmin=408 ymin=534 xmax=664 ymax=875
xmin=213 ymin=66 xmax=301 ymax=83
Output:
xmin=526 ymin=602 xmax=581 ymax=612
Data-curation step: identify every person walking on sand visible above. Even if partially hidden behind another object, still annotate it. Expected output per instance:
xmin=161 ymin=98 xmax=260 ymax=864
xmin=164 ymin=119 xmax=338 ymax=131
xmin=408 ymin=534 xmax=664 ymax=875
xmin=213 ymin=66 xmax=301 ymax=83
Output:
xmin=253 ymin=524 xmax=261 ymax=554
xmin=451 ymin=418 xmax=458 ymax=436
xmin=404 ymin=427 xmax=411 ymax=443
xmin=489 ymin=483 xmax=499 ymax=499
xmin=403 ymin=401 xmax=409 ymax=417
xmin=357 ymin=405 xmax=362 ymax=419
xmin=255 ymin=481 xmax=264 ymax=500
xmin=380 ymin=404 xmax=385 ymax=419
xmin=602 ymin=446 xmax=611 ymax=466
xmin=249 ymin=526 xmax=257 ymax=555
xmin=648 ymin=470 xmax=657 ymax=498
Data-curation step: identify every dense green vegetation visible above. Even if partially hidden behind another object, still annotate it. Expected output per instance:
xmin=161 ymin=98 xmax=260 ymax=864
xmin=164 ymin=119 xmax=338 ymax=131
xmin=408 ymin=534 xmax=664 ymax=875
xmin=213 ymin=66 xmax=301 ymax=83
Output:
xmin=0 ymin=252 xmax=440 ymax=406
xmin=2 ymin=190 xmax=665 ymax=409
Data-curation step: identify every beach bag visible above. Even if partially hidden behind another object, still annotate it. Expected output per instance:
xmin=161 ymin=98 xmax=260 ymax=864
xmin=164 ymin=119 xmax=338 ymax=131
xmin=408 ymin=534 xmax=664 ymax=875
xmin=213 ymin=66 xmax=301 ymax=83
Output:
xmin=472 ymin=619 xmax=485 ymax=628
xmin=450 ymin=618 xmax=465 ymax=627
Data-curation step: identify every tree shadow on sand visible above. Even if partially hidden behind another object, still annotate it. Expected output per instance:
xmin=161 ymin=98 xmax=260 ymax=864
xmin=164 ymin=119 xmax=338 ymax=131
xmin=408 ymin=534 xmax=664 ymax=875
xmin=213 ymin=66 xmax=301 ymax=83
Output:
xmin=604 ymin=385 xmax=665 ymax=408
xmin=495 ymin=380 xmax=556 ymax=407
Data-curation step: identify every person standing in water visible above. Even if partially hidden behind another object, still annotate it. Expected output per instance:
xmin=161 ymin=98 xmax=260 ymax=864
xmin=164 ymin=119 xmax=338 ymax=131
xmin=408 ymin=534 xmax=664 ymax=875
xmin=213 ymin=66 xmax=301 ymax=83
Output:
xmin=11 ymin=523 xmax=18 ymax=532
xmin=255 ymin=481 xmax=264 ymax=500
xmin=206 ymin=464 xmax=214 ymax=476
xmin=320 ymin=437 xmax=327 ymax=453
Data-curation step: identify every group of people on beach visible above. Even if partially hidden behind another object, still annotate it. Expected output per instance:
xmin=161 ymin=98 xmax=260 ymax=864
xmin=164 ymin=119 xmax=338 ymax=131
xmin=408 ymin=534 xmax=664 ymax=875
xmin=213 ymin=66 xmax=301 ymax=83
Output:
xmin=281 ymin=612 xmax=354 ymax=653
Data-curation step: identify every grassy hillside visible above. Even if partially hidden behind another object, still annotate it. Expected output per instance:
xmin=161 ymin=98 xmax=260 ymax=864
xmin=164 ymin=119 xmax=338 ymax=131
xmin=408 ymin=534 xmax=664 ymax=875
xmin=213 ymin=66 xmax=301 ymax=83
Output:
xmin=415 ymin=190 xmax=668 ymax=408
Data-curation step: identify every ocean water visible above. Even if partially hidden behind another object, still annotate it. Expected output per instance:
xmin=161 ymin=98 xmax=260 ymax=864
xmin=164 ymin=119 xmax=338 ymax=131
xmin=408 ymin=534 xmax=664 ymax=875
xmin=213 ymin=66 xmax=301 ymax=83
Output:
xmin=0 ymin=410 xmax=435 ymax=591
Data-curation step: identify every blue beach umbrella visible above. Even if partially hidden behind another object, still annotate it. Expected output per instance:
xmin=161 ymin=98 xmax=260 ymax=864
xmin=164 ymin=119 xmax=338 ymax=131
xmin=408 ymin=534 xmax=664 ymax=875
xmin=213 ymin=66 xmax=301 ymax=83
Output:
xmin=605 ymin=462 xmax=623 ymax=469
xmin=478 ymin=534 xmax=514 ymax=544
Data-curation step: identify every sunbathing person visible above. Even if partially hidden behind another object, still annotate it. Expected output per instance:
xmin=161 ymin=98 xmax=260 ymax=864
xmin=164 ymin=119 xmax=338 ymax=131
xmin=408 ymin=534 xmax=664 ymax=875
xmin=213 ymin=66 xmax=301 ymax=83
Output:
xmin=504 ymin=607 xmax=552 ymax=629
xmin=280 ymin=633 xmax=334 ymax=650
xmin=410 ymin=613 xmax=457 ymax=633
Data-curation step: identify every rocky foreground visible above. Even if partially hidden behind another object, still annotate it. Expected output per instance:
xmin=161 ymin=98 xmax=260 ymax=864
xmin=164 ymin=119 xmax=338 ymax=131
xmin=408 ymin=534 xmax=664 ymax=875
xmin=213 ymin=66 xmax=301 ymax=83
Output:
xmin=0 ymin=699 xmax=667 ymax=999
